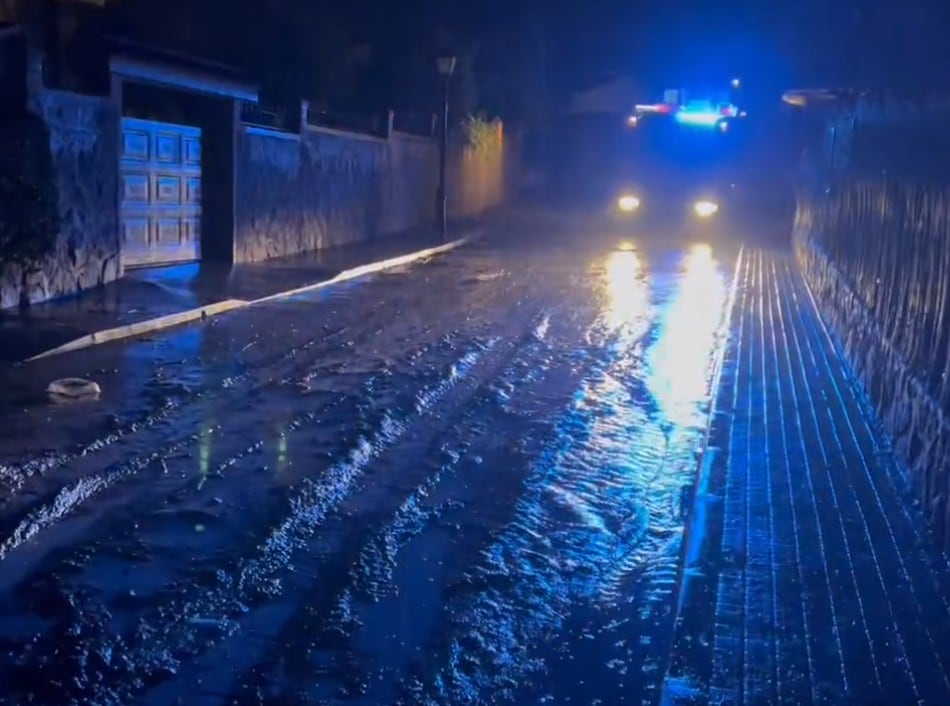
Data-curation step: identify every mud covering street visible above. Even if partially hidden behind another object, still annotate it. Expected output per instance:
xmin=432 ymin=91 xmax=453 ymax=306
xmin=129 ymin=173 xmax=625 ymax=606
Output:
xmin=0 ymin=215 xmax=739 ymax=706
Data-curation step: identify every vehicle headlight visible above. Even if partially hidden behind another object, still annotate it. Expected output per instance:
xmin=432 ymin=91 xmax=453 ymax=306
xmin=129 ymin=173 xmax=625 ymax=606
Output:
xmin=618 ymin=195 xmax=640 ymax=212
xmin=693 ymin=200 xmax=719 ymax=218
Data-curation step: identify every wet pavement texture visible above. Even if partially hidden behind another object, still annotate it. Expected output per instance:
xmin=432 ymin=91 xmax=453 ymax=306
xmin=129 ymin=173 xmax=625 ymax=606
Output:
xmin=0 ymin=215 xmax=739 ymax=706
xmin=1 ymin=213 xmax=947 ymax=706
xmin=663 ymin=250 xmax=950 ymax=705
xmin=0 ymin=224 xmax=459 ymax=364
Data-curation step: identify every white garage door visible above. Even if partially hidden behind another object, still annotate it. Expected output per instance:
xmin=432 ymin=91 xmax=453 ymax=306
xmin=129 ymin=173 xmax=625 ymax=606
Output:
xmin=120 ymin=117 xmax=202 ymax=268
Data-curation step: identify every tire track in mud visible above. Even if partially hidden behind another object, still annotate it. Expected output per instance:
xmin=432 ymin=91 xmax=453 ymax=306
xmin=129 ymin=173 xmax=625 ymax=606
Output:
xmin=390 ymin=268 xmax=731 ymax=705
xmin=147 ymin=278 xmax=616 ymax=705
xmin=205 ymin=257 xmax=664 ymax=706
xmin=135 ymin=305 xmax=565 ymax=706
xmin=0 ymin=283 xmax=564 ymax=706
xmin=217 ymin=308 xmax=601 ymax=706
xmin=392 ymin=340 xmax=660 ymax=705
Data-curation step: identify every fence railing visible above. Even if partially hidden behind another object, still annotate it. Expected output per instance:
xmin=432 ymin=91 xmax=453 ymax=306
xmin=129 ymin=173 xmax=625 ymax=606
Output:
xmin=239 ymin=99 xmax=440 ymax=144
xmin=303 ymin=104 xmax=388 ymax=138
xmin=391 ymin=111 xmax=436 ymax=137
xmin=240 ymin=101 xmax=298 ymax=133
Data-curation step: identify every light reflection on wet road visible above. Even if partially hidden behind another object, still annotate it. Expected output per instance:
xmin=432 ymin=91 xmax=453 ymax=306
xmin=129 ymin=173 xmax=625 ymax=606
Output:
xmin=0 ymin=216 xmax=739 ymax=706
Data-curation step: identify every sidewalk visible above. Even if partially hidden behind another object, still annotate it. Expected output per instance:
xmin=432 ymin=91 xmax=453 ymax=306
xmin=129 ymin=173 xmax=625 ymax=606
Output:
xmin=662 ymin=249 xmax=950 ymax=705
xmin=0 ymin=223 xmax=481 ymax=364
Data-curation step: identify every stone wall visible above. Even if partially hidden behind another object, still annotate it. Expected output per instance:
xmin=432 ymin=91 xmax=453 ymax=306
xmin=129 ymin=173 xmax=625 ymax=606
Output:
xmin=447 ymin=118 xmax=512 ymax=220
xmin=0 ymin=55 xmax=119 ymax=308
xmin=234 ymin=126 xmax=438 ymax=262
xmin=795 ymin=105 xmax=950 ymax=549
xmin=234 ymin=119 xmax=514 ymax=263
xmin=1 ymin=53 xmax=516 ymax=305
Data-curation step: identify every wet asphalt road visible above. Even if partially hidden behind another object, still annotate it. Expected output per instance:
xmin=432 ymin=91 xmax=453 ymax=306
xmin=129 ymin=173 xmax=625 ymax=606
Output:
xmin=0 ymin=214 xmax=740 ymax=706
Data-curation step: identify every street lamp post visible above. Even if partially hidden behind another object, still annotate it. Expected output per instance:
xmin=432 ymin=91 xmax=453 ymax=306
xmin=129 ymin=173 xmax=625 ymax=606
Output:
xmin=436 ymin=54 xmax=456 ymax=242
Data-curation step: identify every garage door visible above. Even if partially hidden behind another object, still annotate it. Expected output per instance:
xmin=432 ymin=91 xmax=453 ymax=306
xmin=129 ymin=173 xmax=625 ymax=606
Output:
xmin=120 ymin=117 xmax=202 ymax=268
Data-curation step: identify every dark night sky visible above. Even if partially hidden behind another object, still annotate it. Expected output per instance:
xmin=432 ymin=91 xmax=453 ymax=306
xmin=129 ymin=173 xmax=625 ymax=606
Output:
xmin=112 ymin=0 xmax=950 ymax=116
xmin=542 ymin=0 xmax=950 ymax=93
xmin=420 ymin=0 xmax=950 ymax=101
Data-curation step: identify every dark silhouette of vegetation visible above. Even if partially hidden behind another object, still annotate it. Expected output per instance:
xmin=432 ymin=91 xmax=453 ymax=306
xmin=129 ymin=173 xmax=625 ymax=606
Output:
xmin=100 ymin=0 xmax=551 ymax=122
xmin=0 ymin=111 xmax=59 ymax=306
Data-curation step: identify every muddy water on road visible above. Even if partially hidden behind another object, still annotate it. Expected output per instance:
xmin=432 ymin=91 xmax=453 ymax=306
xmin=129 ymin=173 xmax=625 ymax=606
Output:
xmin=0 ymin=226 xmax=737 ymax=706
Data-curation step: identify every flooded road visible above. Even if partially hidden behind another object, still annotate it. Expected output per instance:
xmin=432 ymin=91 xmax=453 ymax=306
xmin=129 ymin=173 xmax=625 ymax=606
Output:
xmin=0 ymin=217 xmax=740 ymax=706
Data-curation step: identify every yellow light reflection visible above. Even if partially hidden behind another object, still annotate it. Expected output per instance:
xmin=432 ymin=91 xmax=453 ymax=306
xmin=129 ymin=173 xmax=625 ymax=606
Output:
xmin=197 ymin=423 xmax=215 ymax=490
xmin=603 ymin=248 xmax=650 ymax=334
xmin=692 ymin=243 xmax=713 ymax=261
xmin=277 ymin=431 xmax=288 ymax=473
xmin=647 ymin=243 xmax=727 ymax=428
xmin=199 ymin=425 xmax=213 ymax=477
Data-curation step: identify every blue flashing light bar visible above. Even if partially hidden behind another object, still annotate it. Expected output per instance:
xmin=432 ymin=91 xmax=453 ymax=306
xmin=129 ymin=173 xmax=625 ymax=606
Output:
xmin=672 ymin=99 xmax=743 ymax=129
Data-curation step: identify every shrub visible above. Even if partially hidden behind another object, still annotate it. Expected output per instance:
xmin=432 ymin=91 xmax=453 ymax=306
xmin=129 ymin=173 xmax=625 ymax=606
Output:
xmin=461 ymin=113 xmax=502 ymax=154
xmin=0 ymin=111 xmax=58 ymax=290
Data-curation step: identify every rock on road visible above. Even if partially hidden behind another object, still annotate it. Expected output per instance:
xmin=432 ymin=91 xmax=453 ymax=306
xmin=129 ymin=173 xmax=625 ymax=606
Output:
xmin=0 ymin=213 xmax=739 ymax=706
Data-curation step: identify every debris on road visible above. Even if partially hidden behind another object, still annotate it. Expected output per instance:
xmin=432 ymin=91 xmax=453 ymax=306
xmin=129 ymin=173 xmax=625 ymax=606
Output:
xmin=46 ymin=377 xmax=101 ymax=401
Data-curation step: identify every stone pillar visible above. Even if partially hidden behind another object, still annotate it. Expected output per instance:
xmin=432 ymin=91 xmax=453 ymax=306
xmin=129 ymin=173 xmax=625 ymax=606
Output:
xmin=203 ymin=97 xmax=239 ymax=264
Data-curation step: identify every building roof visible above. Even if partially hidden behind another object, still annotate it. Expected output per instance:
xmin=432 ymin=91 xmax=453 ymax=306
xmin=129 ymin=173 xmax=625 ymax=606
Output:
xmin=566 ymin=76 xmax=638 ymax=115
xmin=106 ymin=36 xmax=257 ymax=102
xmin=782 ymin=89 xmax=855 ymax=108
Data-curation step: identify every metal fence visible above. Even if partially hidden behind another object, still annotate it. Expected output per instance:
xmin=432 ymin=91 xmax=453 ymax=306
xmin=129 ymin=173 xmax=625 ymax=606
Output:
xmin=239 ymin=100 xmax=437 ymax=143
xmin=304 ymin=105 xmax=388 ymax=138
xmin=240 ymin=100 xmax=298 ymax=133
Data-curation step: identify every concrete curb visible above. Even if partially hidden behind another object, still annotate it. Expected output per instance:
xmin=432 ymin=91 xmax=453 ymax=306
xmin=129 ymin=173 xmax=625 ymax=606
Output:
xmin=25 ymin=231 xmax=480 ymax=364
xmin=657 ymin=244 xmax=746 ymax=705
xmin=27 ymin=299 xmax=251 ymax=362
xmin=251 ymin=230 xmax=482 ymax=305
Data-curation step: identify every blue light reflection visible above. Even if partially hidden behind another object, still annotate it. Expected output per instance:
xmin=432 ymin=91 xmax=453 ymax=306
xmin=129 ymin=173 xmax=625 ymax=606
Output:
xmin=674 ymin=110 xmax=724 ymax=128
